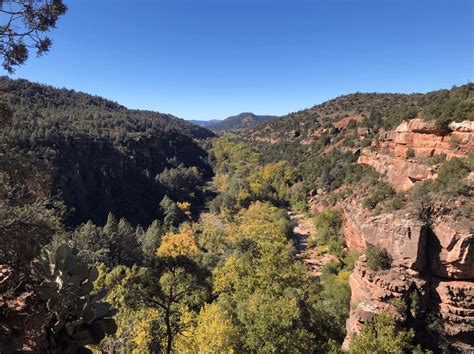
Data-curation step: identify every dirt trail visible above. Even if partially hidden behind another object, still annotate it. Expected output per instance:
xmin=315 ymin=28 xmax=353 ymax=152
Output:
xmin=288 ymin=210 xmax=338 ymax=278
xmin=288 ymin=210 xmax=311 ymax=255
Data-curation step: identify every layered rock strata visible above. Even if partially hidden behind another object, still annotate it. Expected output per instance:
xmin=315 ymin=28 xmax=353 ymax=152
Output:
xmin=342 ymin=118 xmax=473 ymax=352
xmin=358 ymin=119 xmax=474 ymax=191
xmin=342 ymin=208 xmax=474 ymax=352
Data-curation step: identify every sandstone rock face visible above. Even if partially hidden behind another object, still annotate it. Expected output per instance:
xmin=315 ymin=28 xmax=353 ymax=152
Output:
xmin=342 ymin=203 xmax=474 ymax=352
xmin=433 ymin=279 xmax=474 ymax=352
xmin=430 ymin=219 xmax=474 ymax=279
xmin=332 ymin=118 xmax=474 ymax=351
xmin=395 ymin=118 xmax=449 ymax=135
xmin=342 ymin=213 xmax=366 ymax=253
xmin=358 ymin=119 xmax=474 ymax=192
xmin=343 ymin=202 xmax=426 ymax=270
xmin=449 ymin=120 xmax=474 ymax=133
xmin=343 ymin=259 xmax=428 ymax=349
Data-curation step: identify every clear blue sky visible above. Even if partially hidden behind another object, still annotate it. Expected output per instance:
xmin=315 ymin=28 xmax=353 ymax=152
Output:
xmin=5 ymin=0 xmax=473 ymax=120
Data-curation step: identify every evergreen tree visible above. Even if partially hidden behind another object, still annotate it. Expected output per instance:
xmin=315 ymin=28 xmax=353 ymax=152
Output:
xmin=0 ymin=0 xmax=67 ymax=72
xmin=73 ymin=220 xmax=109 ymax=265
xmin=139 ymin=220 xmax=163 ymax=264
xmin=116 ymin=218 xmax=141 ymax=266
xmin=349 ymin=314 xmax=415 ymax=354
xmin=160 ymin=195 xmax=184 ymax=229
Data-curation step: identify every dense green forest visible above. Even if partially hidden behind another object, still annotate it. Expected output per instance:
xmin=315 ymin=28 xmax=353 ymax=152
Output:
xmin=1 ymin=77 xmax=472 ymax=353
xmin=0 ymin=77 xmax=214 ymax=226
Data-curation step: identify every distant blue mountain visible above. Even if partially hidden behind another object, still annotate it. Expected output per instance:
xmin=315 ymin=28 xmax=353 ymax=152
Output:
xmin=189 ymin=112 xmax=279 ymax=132
xmin=188 ymin=119 xmax=222 ymax=128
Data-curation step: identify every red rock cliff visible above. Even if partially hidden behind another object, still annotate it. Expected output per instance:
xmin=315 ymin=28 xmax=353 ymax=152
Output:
xmin=342 ymin=119 xmax=474 ymax=352
xmin=358 ymin=119 xmax=473 ymax=191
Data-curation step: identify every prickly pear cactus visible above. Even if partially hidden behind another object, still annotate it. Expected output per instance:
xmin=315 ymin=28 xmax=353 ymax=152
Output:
xmin=33 ymin=244 xmax=117 ymax=353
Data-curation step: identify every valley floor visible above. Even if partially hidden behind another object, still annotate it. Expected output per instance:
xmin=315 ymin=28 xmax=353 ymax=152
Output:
xmin=289 ymin=210 xmax=339 ymax=278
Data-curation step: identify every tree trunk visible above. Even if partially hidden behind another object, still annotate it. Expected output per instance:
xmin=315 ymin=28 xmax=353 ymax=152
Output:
xmin=165 ymin=306 xmax=172 ymax=354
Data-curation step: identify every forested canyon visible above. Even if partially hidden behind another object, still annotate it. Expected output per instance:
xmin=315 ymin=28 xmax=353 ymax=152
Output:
xmin=1 ymin=76 xmax=473 ymax=353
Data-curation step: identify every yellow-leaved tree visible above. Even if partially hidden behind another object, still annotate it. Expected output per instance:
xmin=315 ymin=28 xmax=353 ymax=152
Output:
xmin=177 ymin=201 xmax=192 ymax=219
xmin=234 ymin=201 xmax=292 ymax=246
xmin=213 ymin=173 xmax=230 ymax=193
xmin=174 ymin=303 xmax=239 ymax=353
xmin=131 ymin=309 xmax=161 ymax=353
xmin=156 ymin=228 xmax=200 ymax=257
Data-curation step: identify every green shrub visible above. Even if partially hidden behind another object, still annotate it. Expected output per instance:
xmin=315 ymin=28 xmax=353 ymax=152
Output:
xmin=385 ymin=193 xmax=406 ymax=211
xmin=449 ymin=136 xmax=458 ymax=149
xmin=388 ymin=298 xmax=408 ymax=314
xmin=406 ymin=148 xmax=415 ymax=159
xmin=363 ymin=182 xmax=395 ymax=209
xmin=349 ymin=314 xmax=415 ymax=353
xmin=383 ymin=104 xmax=418 ymax=130
xmin=409 ymin=156 xmax=472 ymax=219
xmin=342 ymin=251 xmax=361 ymax=271
xmin=432 ymin=156 xmax=472 ymax=196
xmin=426 ymin=153 xmax=446 ymax=166
xmin=347 ymin=119 xmax=358 ymax=129
xmin=366 ymin=244 xmax=391 ymax=271
xmin=290 ymin=199 xmax=308 ymax=213
xmin=312 ymin=209 xmax=345 ymax=256
xmin=421 ymin=83 xmax=474 ymax=128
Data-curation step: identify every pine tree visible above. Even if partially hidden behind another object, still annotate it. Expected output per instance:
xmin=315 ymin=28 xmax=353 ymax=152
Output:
xmin=160 ymin=195 xmax=184 ymax=229
xmin=139 ymin=220 xmax=163 ymax=264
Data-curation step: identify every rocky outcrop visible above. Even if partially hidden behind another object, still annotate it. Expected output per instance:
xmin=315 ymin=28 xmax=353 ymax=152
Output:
xmin=342 ymin=205 xmax=474 ymax=352
xmin=431 ymin=278 xmax=474 ymax=353
xmin=358 ymin=149 xmax=436 ymax=191
xmin=434 ymin=280 xmax=474 ymax=335
xmin=342 ymin=213 xmax=365 ymax=253
xmin=343 ymin=259 xmax=428 ymax=348
xmin=430 ymin=219 xmax=474 ymax=279
xmin=358 ymin=119 xmax=474 ymax=191
xmin=311 ymin=118 xmax=474 ymax=350
xmin=343 ymin=201 xmax=427 ymax=270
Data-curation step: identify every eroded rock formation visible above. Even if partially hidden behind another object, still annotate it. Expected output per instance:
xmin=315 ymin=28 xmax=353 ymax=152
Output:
xmin=358 ymin=119 xmax=474 ymax=191
xmin=343 ymin=209 xmax=474 ymax=352
xmin=342 ymin=119 xmax=474 ymax=352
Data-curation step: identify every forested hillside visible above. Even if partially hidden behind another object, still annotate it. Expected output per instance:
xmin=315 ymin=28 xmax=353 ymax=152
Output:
xmin=0 ymin=77 xmax=213 ymax=140
xmin=0 ymin=77 xmax=214 ymax=226
xmin=243 ymin=84 xmax=474 ymax=194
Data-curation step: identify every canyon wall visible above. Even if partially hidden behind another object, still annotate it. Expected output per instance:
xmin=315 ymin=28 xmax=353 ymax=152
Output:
xmin=358 ymin=119 xmax=473 ymax=192
xmin=342 ymin=119 xmax=474 ymax=352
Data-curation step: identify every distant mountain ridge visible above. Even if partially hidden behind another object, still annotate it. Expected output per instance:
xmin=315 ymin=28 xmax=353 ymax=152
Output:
xmin=190 ymin=112 xmax=279 ymax=132
xmin=188 ymin=119 xmax=222 ymax=128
